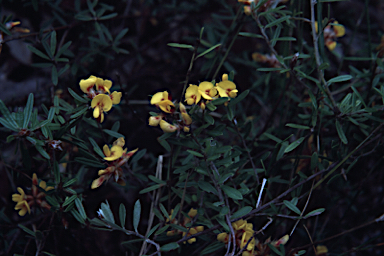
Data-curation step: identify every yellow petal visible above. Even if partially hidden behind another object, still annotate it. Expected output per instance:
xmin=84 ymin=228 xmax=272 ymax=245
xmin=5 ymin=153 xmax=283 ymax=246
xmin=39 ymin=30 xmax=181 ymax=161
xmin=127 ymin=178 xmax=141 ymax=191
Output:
xmin=151 ymin=91 xmax=167 ymax=105
xmin=100 ymin=112 xmax=105 ymax=123
xmin=91 ymin=94 xmax=113 ymax=112
xmin=103 ymin=144 xmax=111 ymax=157
xmin=188 ymin=208 xmax=197 ymax=218
xmin=104 ymin=145 xmax=123 ymax=161
xmin=110 ymin=91 xmax=122 ymax=105
xmin=182 ymin=113 xmax=192 ymax=125
xmin=32 ymin=173 xmax=38 ymax=185
xmin=79 ymin=76 xmax=97 ymax=93
xmin=333 ymin=22 xmax=345 ymax=37
xmin=326 ymin=41 xmax=337 ymax=51
xmin=149 ymin=116 xmax=162 ymax=126
xmin=159 ymin=120 xmax=177 ymax=133
xmin=217 ymin=232 xmax=228 ymax=243
xmin=316 ymin=245 xmax=328 ymax=255
xmin=158 ymin=100 xmax=175 ymax=113
xmin=91 ymin=176 xmax=106 ymax=189
xmin=113 ymin=137 xmax=125 ymax=147
xmin=93 ymin=106 xmax=100 ymax=118
xmin=222 ymin=73 xmax=228 ymax=81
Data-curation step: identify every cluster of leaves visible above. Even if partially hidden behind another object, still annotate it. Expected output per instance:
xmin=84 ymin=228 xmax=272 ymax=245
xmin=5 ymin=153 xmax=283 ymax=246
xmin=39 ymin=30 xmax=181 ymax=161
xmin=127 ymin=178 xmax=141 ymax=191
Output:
xmin=1 ymin=0 xmax=384 ymax=255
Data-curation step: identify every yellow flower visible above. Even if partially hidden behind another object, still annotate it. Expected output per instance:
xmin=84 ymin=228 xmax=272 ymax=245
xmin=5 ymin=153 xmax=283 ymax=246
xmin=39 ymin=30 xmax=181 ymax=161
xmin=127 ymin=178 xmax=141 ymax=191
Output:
xmin=198 ymin=81 xmax=217 ymax=100
xmin=240 ymin=231 xmax=255 ymax=251
xmin=91 ymin=94 xmax=113 ymax=123
xmin=188 ymin=208 xmax=197 ymax=218
xmin=185 ymin=85 xmax=201 ymax=105
xmin=149 ymin=115 xmax=163 ymax=126
xmin=79 ymin=75 xmax=97 ymax=94
xmin=113 ymin=137 xmax=125 ymax=147
xmin=15 ymin=200 xmax=31 ymax=216
xmin=271 ymin=234 xmax=289 ymax=247
xmin=316 ymin=20 xmax=345 ymax=51
xmin=217 ymin=232 xmax=229 ymax=243
xmin=95 ymin=77 xmax=112 ymax=94
xmin=151 ymin=91 xmax=175 ymax=113
xmin=179 ymin=103 xmax=192 ymax=125
xmin=159 ymin=120 xmax=178 ymax=133
xmin=216 ymin=74 xmax=238 ymax=98
xmin=103 ymin=144 xmax=124 ymax=161
xmin=232 ymin=219 xmax=247 ymax=230
xmin=12 ymin=187 xmax=26 ymax=203
xmin=110 ymin=91 xmax=122 ymax=105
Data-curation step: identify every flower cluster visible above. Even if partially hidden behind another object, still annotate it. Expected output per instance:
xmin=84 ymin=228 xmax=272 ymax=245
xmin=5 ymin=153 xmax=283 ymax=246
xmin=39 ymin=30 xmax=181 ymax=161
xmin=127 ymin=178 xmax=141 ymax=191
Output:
xmin=315 ymin=20 xmax=345 ymax=51
xmin=12 ymin=173 xmax=54 ymax=216
xmin=79 ymin=75 xmax=122 ymax=123
xmin=185 ymin=74 xmax=238 ymax=109
xmin=149 ymin=91 xmax=192 ymax=133
xmin=217 ymin=219 xmax=288 ymax=256
xmin=166 ymin=208 xmax=204 ymax=244
xmin=91 ymin=137 xmax=138 ymax=189
xmin=238 ymin=0 xmax=288 ymax=15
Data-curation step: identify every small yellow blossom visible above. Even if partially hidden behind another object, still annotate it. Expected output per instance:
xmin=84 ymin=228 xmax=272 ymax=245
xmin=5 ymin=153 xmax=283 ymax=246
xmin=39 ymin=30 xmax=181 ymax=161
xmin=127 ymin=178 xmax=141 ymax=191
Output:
xmin=216 ymin=78 xmax=238 ymax=98
xmin=151 ymin=91 xmax=175 ymax=113
xmin=15 ymin=200 xmax=31 ymax=216
xmin=12 ymin=187 xmax=26 ymax=203
xmin=148 ymin=115 xmax=163 ymax=126
xmin=95 ymin=77 xmax=112 ymax=93
xmin=79 ymin=75 xmax=98 ymax=94
xmin=315 ymin=21 xmax=345 ymax=51
xmin=240 ymin=231 xmax=255 ymax=251
xmin=103 ymin=144 xmax=124 ymax=161
xmin=188 ymin=208 xmax=198 ymax=218
xmin=185 ymin=85 xmax=201 ymax=105
xmin=217 ymin=232 xmax=229 ymax=243
xmin=110 ymin=91 xmax=122 ymax=105
xmin=159 ymin=120 xmax=178 ymax=133
xmin=232 ymin=219 xmax=247 ymax=230
xmin=91 ymin=94 xmax=113 ymax=123
xmin=198 ymin=81 xmax=217 ymax=100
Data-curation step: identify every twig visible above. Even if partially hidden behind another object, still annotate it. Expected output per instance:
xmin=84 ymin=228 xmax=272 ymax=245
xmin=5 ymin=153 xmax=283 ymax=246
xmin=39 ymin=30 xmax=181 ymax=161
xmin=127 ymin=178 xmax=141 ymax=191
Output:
xmin=256 ymin=178 xmax=267 ymax=208
xmin=290 ymin=180 xmax=314 ymax=236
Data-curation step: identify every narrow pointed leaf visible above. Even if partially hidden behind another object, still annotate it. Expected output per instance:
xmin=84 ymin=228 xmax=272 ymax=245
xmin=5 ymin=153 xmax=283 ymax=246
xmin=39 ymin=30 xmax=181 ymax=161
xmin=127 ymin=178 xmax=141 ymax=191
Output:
xmin=133 ymin=200 xmax=141 ymax=232
xmin=23 ymin=93 xmax=34 ymax=128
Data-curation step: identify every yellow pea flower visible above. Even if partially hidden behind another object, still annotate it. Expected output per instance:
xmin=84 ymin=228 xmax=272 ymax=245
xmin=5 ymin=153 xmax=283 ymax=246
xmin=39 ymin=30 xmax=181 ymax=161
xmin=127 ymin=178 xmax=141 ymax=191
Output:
xmin=185 ymin=84 xmax=201 ymax=105
xmin=151 ymin=91 xmax=175 ymax=113
xmin=15 ymin=200 xmax=31 ymax=216
xmin=110 ymin=91 xmax=122 ymax=105
xmin=95 ymin=77 xmax=112 ymax=94
xmin=232 ymin=219 xmax=247 ymax=230
xmin=316 ymin=20 xmax=345 ymax=51
xmin=91 ymin=94 xmax=113 ymax=123
xmin=216 ymin=74 xmax=238 ymax=98
xmin=217 ymin=232 xmax=229 ymax=243
xmin=240 ymin=231 xmax=255 ymax=251
xmin=149 ymin=115 xmax=163 ymax=126
xmin=103 ymin=144 xmax=124 ymax=161
xmin=79 ymin=75 xmax=97 ymax=94
xmin=198 ymin=81 xmax=217 ymax=100
xmin=159 ymin=120 xmax=178 ymax=133
xmin=12 ymin=187 xmax=26 ymax=203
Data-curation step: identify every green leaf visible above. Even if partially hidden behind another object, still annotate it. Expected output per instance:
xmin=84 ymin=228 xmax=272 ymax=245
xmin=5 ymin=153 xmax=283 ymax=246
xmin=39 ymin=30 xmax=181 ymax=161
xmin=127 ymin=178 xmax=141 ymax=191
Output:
xmin=63 ymin=195 xmax=77 ymax=207
xmin=147 ymin=223 xmax=160 ymax=238
xmin=284 ymin=137 xmax=305 ymax=153
xmin=53 ymin=161 xmax=60 ymax=183
xmin=304 ymin=208 xmax=325 ymax=218
xmin=70 ymin=106 xmax=88 ymax=119
xmin=119 ymin=203 xmax=126 ymax=228
xmin=99 ymin=13 xmax=118 ymax=20
xmin=50 ymin=31 xmax=57 ymax=56
xmin=36 ymin=146 xmax=50 ymax=159
xmin=327 ymin=75 xmax=352 ymax=84
xmin=27 ymin=45 xmax=51 ymax=60
xmin=68 ymin=88 xmax=89 ymax=103
xmin=56 ymin=41 xmax=72 ymax=58
xmin=75 ymin=198 xmax=87 ymax=220
xmin=336 ymin=120 xmax=348 ymax=144
xmin=0 ymin=22 xmax=12 ymax=36
xmin=221 ymin=185 xmax=243 ymax=200
xmin=257 ymin=67 xmax=284 ymax=72
xmin=100 ymin=201 xmax=115 ymax=224
xmin=196 ymin=44 xmax=221 ymax=58
xmin=167 ymin=43 xmax=194 ymax=49
xmin=267 ymin=243 xmax=283 ymax=256
xmin=18 ymin=224 xmax=35 ymax=237
xmin=132 ymin=200 xmax=141 ymax=232
xmin=351 ymin=86 xmax=367 ymax=108
xmin=88 ymin=137 xmax=105 ymax=158
xmin=103 ymin=129 xmax=124 ymax=139
xmin=74 ymin=157 xmax=105 ymax=168
xmin=160 ymin=242 xmax=179 ymax=252
xmin=264 ymin=15 xmax=291 ymax=28
xmin=201 ymin=242 xmax=225 ymax=255
xmin=155 ymin=225 xmax=169 ymax=235
xmin=283 ymin=200 xmax=301 ymax=215
xmin=187 ymin=150 xmax=204 ymax=158
xmin=310 ymin=152 xmax=318 ymax=170
xmin=0 ymin=100 xmax=19 ymax=130
xmin=71 ymin=209 xmax=85 ymax=224
xmin=270 ymin=37 xmax=296 ymax=42
xmin=157 ymin=138 xmax=171 ymax=152
xmin=230 ymin=206 xmax=252 ymax=220
xmin=115 ymin=28 xmax=129 ymax=42
xmin=23 ymin=93 xmax=34 ymax=128
xmin=148 ymin=175 xmax=166 ymax=184
xmin=139 ymin=184 xmax=163 ymax=194
xmin=198 ymin=181 xmax=217 ymax=194
xmin=228 ymin=90 xmax=250 ymax=106
xmin=307 ymin=90 xmax=317 ymax=109
xmin=238 ymin=32 xmax=263 ymax=38
xmin=63 ymin=178 xmax=77 ymax=187
xmin=204 ymin=113 xmax=215 ymax=125
xmin=285 ymin=123 xmax=310 ymax=129
xmin=131 ymin=148 xmax=146 ymax=163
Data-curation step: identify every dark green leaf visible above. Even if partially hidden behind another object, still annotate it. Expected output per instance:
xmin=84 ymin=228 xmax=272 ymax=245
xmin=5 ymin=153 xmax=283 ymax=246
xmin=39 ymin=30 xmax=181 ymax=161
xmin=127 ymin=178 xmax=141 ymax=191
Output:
xmin=336 ymin=120 xmax=348 ymax=144
xmin=221 ymin=185 xmax=243 ymax=200
xmin=70 ymin=106 xmax=88 ymax=119
xmin=27 ymin=45 xmax=51 ymax=60
xmin=285 ymin=123 xmax=310 ymax=129
xmin=63 ymin=195 xmax=77 ymax=207
xmin=50 ymin=31 xmax=56 ymax=56
xmin=283 ymin=200 xmax=301 ymax=215
xmin=63 ymin=178 xmax=77 ymax=187
xmin=198 ymin=181 xmax=217 ymax=194
xmin=139 ymin=184 xmax=163 ymax=194
xmin=75 ymin=198 xmax=87 ymax=220
xmin=99 ymin=13 xmax=118 ymax=20
xmin=230 ymin=206 xmax=252 ymax=220
xmin=68 ymin=88 xmax=89 ymax=103
xmin=100 ymin=201 xmax=115 ymax=224
xmin=167 ymin=43 xmax=194 ymax=49
xmin=304 ymin=208 xmax=325 ymax=218
xmin=0 ymin=100 xmax=19 ymax=129
xmin=160 ymin=242 xmax=179 ymax=252
xmin=103 ymin=129 xmax=124 ymax=139
xmin=36 ymin=146 xmax=50 ymax=159
xmin=284 ymin=137 xmax=305 ymax=153
xmin=18 ymin=224 xmax=35 ymax=237
xmin=327 ymin=75 xmax=352 ymax=84
xmin=53 ymin=161 xmax=60 ymax=183
xmin=187 ymin=150 xmax=204 ymax=157
xmin=228 ymin=90 xmax=249 ymax=106
xmin=196 ymin=44 xmax=221 ymax=58
xmin=23 ymin=93 xmax=34 ymax=128
xmin=133 ymin=200 xmax=140 ymax=231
